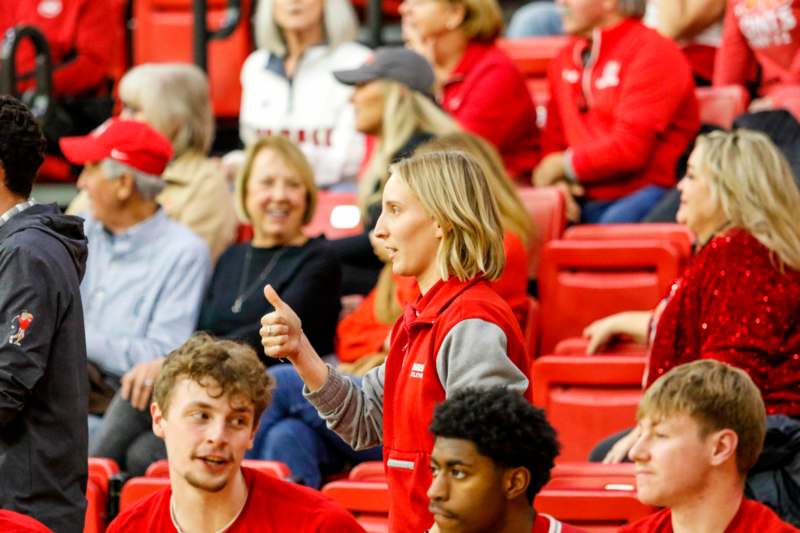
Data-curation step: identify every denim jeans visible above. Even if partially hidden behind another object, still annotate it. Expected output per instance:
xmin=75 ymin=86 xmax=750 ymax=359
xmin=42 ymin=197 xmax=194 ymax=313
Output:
xmin=581 ymin=185 xmax=669 ymax=224
xmin=248 ymin=364 xmax=382 ymax=488
xmin=506 ymin=1 xmax=563 ymax=38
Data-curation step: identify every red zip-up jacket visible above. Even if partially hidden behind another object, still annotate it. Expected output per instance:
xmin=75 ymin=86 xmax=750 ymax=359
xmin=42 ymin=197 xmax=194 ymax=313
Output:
xmin=713 ymin=0 xmax=800 ymax=96
xmin=543 ymin=19 xmax=699 ymax=201
xmin=442 ymin=42 xmax=541 ymax=181
xmin=382 ymin=277 xmax=531 ymax=533
xmin=0 ymin=0 xmax=115 ymax=96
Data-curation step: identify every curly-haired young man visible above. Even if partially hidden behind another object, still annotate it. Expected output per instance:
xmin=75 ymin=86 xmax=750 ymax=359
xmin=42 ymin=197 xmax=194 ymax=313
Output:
xmin=427 ymin=386 xmax=585 ymax=533
xmin=0 ymin=95 xmax=89 ymax=532
xmin=107 ymin=333 xmax=365 ymax=533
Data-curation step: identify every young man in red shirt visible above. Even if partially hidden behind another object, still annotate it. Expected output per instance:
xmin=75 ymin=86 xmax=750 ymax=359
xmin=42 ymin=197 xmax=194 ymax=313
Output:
xmin=426 ymin=387 xmax=585 ymax=533
xmin=620 ymin=360 xmax=797 ymax=533
xmin=106 ymin=333 xmax=365 ymax=533
xmin=533 ymin=0 xmax=699 ymax=224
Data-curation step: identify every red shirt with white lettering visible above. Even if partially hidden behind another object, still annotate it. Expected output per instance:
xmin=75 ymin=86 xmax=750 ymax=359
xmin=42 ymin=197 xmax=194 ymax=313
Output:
xmin=618 ymin=499 xmax=798 ymax=532
xmin=714 ymin=0 xmax=800 ymax=95
xmin=105 ymin=467 xmax=365 ymax=533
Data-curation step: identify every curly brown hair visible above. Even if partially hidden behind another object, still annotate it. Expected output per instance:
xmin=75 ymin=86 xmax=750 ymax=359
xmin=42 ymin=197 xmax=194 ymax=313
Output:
xmin=153 ymin=333 xmax=273 ymax=423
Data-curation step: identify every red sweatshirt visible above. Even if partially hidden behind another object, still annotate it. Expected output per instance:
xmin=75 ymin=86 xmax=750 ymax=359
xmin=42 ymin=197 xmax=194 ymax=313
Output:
xmin=442 ymin=42 xmax=541 ymax=181
xmin=714 ymin=0 xmax=800 ymax=96
xmin=0 ymin=0 xmax=115 ymax=96
xmin=543 ymin=19 xmax=699 ymax=201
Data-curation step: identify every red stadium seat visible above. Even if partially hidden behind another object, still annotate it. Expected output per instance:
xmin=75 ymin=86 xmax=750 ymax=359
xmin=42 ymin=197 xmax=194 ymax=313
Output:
xmin=548 ymin=462 xmax=637 ymax=492
xmin=531 ymin=355 xmax=645 ymax=462
xmin=304 ymin=191 xmax=363 ymax=239
xmin=516 ymin=186 xmax=567 ymax=279
xmin=84 ymin=478 xmax=106 ymax=533
xmin=554 ymin=336 xmax=647 ymax=356
xmin=496 ymin=37 xmax=570 ymax=79
xmin=145 ymin=459 xmax=291 ymax=480
xmin=119 ymin=477 xmax=170 ymax=512
xmin=537 ymin=240 xmax=681 ymax=354
xmin=348 ymin=461 xmax=386 ymax=482
xmin=322 ymin=480 xmax=390 ymax=533
xmin=563 ymin=223 xmax=694 ymax=265
xmin=536 ymin=488 xmax=655 ymax=531
xmin=132 ymin=0 xmax=253 ymax=118
xmin=695 ymin=85 xmax=749 ymax=129
xmin=88 ymin=458 xmax=120 ymax=498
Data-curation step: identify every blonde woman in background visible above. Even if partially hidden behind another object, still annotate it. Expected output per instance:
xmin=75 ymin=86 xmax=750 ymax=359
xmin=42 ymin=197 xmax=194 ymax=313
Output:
xmin=69 ymin=63 xmax=237 ymax=262
xmin=330 ymin=47 xmax=459 ymax=294
xmin=239 ymin=0 xmax=370 ymax=187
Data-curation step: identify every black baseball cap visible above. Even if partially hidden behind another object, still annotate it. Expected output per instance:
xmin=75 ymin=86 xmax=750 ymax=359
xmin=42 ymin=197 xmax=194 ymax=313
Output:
xmin=333 ymin=47 xmax=436 ymax=99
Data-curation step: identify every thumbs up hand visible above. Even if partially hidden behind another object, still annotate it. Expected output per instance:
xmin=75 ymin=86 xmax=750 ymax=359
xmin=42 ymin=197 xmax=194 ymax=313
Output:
xmin=261 ymin=284 xmax=303 ymax=361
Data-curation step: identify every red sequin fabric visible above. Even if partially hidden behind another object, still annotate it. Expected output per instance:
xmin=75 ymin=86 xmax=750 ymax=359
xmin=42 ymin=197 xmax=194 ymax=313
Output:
xmin=648 ymin=228 xmax=800 ymax=416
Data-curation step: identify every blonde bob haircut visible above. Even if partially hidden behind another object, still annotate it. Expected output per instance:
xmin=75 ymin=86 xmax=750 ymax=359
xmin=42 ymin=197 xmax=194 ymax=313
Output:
xmin=447 ymin=0 xmax=504 ymax=42
xmin=254 ymin=0 xmax=359 ymax=55
xmin=695 ymin=129 xmax=800 ymax=271
xmin=637 ymin=359 xmax=766 ymax=475
xmin=235 ymin=136 xmax=318 ymax=224
xmin=415 ymin=132 xmax=533 ymax=247
xmin=390 ymin=151 xmax=505 ymax=282
xmin=359 ymin=80 xmax=459 ymax=214
xmin=119 ymin=63 xmax=214 ymax=157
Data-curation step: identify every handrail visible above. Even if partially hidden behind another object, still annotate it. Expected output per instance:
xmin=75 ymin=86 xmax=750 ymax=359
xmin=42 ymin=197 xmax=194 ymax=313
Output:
xmin=193 ymin=0 xmax=242 ymax=72
xmin=0 ymin=25 xmax=53 ymax=123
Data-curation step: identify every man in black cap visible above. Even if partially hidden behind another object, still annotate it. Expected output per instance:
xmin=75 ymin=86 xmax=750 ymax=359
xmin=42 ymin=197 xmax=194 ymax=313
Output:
xmin=0 ymin=95 xmax=89 ymax=532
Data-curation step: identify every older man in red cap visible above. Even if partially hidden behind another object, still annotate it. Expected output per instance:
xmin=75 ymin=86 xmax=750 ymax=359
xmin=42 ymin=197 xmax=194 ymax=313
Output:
xmin=59 ymin=119 xmax=212 ymax=439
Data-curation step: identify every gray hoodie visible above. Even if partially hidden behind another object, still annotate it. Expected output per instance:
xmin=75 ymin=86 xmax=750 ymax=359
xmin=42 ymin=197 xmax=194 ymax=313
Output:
xmin=0 ymin=203 xmax=88 ymax=533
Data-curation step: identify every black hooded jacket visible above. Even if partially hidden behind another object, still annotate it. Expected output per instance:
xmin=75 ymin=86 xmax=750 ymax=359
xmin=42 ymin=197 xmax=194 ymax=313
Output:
xmin=0 ymin=203 xmax=88 ymax=533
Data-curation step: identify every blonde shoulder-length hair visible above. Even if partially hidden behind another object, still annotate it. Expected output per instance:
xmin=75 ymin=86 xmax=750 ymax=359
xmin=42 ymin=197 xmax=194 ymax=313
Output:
xmin=235 ymin=136 xmax=318 ymax=224
xmin=415 ymin=132 xmax=533 ymax=247
xmin=390 ymin=151 xmax=506 ymax=282
xmin=359 ymin=81 xmax=460 ymax=213
xmin=118 ymin=63 xmax=214 ymax=157
xmin=697 ymin=129 xmax=800 ymax=271
xmin=254 ymin=0 xmax=359 ymax=54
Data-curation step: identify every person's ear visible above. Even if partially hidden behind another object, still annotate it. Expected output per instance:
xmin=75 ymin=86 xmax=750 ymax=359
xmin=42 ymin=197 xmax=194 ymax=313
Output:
xmin=444 ymin=2 xmax=466 ymax=30
xmin=503 ymin=466 xmax=531 ymax=501
xmin=151 ymin=402 xmax=166 ymax=439
xmin=248 ymin=421 xmax=259 ymax=450
xmin=708 ymin=429 xmax=739 ymax=468
xmin=116 ymin=173 xmax=136 ymax=202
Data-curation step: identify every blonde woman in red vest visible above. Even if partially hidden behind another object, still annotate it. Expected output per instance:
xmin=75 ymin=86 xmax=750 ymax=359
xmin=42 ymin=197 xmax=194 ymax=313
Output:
xmin=261 ymin=150 xmax=530 ymax=533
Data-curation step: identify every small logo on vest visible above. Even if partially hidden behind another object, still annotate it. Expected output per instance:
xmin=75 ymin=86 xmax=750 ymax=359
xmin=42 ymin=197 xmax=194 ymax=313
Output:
xmin=410 ymin=363 xmax=425 ymax=379
xmin=595 ymin=61 xmax=621 ymax=89
xmin=9 ymin=311 xmax=34 ymax=346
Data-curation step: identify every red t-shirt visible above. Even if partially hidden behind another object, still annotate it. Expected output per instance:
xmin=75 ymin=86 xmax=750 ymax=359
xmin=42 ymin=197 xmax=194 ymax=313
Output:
xmin=618 ymin=499 xmax=798 ymax=532
xmin=106 ymin=467 xmax=365 ymax=533
xmin=0 ymin=511 xmax=52 ymax=533
xmin=714 ymin=0 xmax=800 ymax=96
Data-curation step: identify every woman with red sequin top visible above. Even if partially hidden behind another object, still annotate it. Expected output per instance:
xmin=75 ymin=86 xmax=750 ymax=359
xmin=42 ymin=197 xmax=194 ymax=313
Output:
xmin=584 ymin=129 xmax=800 ymax=465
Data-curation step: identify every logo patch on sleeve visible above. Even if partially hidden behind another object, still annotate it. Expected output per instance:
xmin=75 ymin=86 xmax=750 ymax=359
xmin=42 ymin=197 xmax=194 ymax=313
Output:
xmin=9 ymin=311 xmax=34 ymax=346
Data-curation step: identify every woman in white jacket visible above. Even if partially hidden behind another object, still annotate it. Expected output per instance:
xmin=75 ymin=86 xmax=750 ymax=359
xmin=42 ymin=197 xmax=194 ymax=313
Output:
xmin=239 ymin=0 xmax=370 ymax=188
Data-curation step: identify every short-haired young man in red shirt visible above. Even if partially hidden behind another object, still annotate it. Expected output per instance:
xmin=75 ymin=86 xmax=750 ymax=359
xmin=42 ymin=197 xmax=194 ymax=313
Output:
xmin=106 ymin=333 xmax=365 ymax=533
xmin=426 ymin=387 xmax=585 ymax=533
xmin=620 ymin=360 xmax=797 ymax=533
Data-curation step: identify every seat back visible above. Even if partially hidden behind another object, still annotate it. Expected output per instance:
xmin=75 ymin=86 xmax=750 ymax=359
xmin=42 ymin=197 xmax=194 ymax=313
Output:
xmin=695 ymin=85 xmax=749 ymax=129
xmin=132 ymin=0 xmax=252 ymax=118
xmin=322 ymin=480 xmax=390 ymax=532
xmin=563 ymin=223 xmax=694 ymax=265
xmin=118 ymin=477 xmax=170 ymax=512
xmin=496 ymin=37 xmax=570 ymax=78
xmin=145 ymin=459 xmax=290 ymax=479
xmin=547 ymin=462 xmax=637 ymax=492
xmin=348 ymin=461 xmax=386 ymax=482
xmin=538 ymin=240 xmax=680 ymax=354
xmin=88 ymin=458 xmax=120 ymax=497
xmin=304 ymin=191 xmax=363 ymax=239
xmin=516 ymin=186 xmax=567 ymax=278
xmin=84 ymin=479 xmax=106 ymax=533
xmin=535 ymin=488 xmax=654 ymax=529
xmin=531 ymin=355 xmax=646 ymax=462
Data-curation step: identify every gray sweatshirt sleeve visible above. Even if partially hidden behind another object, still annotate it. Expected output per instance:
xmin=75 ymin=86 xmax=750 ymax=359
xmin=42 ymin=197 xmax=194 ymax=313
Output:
xmin=303 ymin=363 xmax=385 ymax=450
xmin=435 ymin=318 xmax=529 ymax=397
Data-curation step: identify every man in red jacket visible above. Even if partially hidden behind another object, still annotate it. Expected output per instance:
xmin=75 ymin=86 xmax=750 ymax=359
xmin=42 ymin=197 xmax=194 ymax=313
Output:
xmin=533 ymin=0 xmax=699 ymax=224
xmin=620 ymin=360 xmax=796 ymax=532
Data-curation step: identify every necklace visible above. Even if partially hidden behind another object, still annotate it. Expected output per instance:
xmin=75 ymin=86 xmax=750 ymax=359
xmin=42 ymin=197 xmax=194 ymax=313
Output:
xmin=231 ymin=246 xmax=289 ymax=314
xmin=169 ymin=485 xmax=249 ymax=533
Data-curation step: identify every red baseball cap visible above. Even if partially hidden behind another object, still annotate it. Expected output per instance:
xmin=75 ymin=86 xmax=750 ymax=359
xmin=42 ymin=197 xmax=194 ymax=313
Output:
xmin=59 ymin=118 xmax=174 ymax=176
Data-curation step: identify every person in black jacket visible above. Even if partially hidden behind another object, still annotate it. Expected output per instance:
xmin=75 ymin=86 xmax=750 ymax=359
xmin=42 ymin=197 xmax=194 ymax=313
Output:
xmin=0 ymin=95 xmax=89 ymax=533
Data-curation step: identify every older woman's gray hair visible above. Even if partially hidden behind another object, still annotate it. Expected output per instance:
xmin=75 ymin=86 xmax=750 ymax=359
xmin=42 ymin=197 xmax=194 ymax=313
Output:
xmin=118 ymin=63 xmax=215 ymax=157
xmin=254 ymin=0 xmax=359 ymax=55
xmin=616 ymin=0 xmax=647 ymax=18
